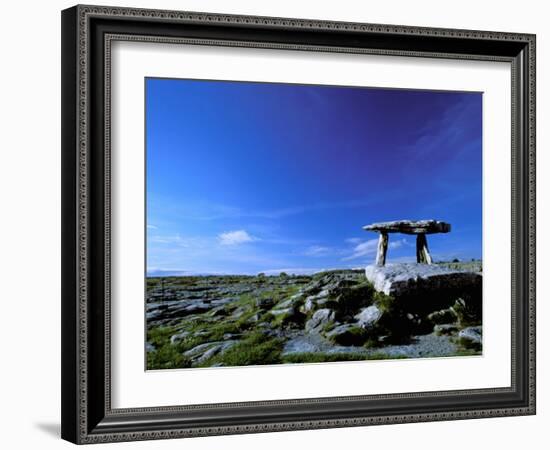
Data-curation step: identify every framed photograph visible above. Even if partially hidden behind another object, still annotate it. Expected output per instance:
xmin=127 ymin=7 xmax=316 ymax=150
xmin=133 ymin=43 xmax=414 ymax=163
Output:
xmin=61 ymin=5 xmax=536 ymax=444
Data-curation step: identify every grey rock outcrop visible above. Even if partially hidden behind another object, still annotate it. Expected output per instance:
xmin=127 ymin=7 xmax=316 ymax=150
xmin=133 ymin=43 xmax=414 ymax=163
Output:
xmin=270 ymin=302 xmax=304 ymax=327
xmin=365 ymin=263 xmax=481 ymax=297
xmin=255 ymin=297 xmax=275 ymax=310
xmin=147 ymin=266 xmax=483 ymax=370
xmin=363 ymin=263 xmax=482 ymax=340
xmin=305 ymin=308 xmax=335 ymax=332
xmin=354 ymin=305 xmax=383 ymax=330
xmin=183 ymin=341 xmax=237 ymax=364
xmin=302 ymin=290 xmax=330 ymax=313
xmin=458 ymin=326 xmax=482 ymax=349
xmin=170 ymin=331 xmax=191 ymax=344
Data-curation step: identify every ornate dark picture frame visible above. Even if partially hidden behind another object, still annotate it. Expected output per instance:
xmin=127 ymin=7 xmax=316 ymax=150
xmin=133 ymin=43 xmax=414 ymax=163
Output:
xmin=61 ymin=4 xmax=536 ymax=444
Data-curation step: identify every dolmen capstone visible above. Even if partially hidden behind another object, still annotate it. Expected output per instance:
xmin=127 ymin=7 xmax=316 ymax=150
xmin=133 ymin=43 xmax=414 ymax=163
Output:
xmin=363 ymin=219 xmax=450 ymax=266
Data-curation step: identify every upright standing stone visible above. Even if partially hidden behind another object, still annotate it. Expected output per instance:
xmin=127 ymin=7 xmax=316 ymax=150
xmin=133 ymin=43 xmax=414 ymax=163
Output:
xmin=416 ymin=233 xmax=433 ymax=264
xmin=376 ymin=232 xmax=388 ymax=266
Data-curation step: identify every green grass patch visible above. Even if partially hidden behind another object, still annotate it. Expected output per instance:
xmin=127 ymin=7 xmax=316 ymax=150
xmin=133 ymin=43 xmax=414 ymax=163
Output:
xmin=453 ymin=348 xmax=482 ymax=357
xmin=201 ymin=331 xmax=284 ymax=367
xmin=373 ymin=291 xmax=394 ymax=313
xmin=282 ymin=352 xmax=407 ymax=364
xmin=456 ymin=337 xmax=482 ymax=351
xmin=146 ymin=325 xmax=197 ymax=369
xmin=147 ymin=325 xmax=178 ymax=348
xmin=363 ymin=337 xmax=381 ymax=349
xmin=147 ymin=343 xmax=191 ymax=369
xmin=328 ymin=325 xmax=368 ymax=346
xmin=259 ymin=312 xmax=276 ymax=323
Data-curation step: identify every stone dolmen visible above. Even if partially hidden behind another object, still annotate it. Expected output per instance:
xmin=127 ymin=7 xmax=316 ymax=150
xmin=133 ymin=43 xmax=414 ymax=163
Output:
xmin=363 ymin=220 xmax=451 ymax=266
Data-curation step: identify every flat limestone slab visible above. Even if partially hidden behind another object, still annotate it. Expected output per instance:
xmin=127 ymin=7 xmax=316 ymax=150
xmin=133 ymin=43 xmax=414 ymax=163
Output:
xmin=365 ymin=263 xmax=481 ymax=297
xmin=363 ymin=220 xmax=451 ymax=235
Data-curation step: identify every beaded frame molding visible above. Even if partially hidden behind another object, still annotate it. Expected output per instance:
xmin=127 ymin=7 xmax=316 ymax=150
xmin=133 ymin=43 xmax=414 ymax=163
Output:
xmin=61 ymin=4 xmax=536 ymax=444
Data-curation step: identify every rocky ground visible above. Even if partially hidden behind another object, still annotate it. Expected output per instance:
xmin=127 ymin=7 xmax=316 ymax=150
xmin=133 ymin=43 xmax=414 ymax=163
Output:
xmin=146 ymin=263 xmax=482 ymax=370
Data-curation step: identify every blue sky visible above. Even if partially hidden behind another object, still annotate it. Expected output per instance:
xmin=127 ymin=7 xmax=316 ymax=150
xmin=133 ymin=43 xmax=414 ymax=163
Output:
xmin=146 ymin=78 xmax=482 ymax=276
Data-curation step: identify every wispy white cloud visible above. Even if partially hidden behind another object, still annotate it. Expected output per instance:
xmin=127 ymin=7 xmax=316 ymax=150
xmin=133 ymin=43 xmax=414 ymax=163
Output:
xmin=397 ymin=98 xmax=482 ymax=200
xmin=148 ymin=194 xmax=387 ymax=223
xmin=342 ymin=237 xmax=408 ymax=261
xmin=147 ymin=224 xmax=158 ymax=230
xmin=218 ymin=230 xmax=258 ymax=246
xmin=148 ymin=232 xmax=288 ymax=275
xmin=244 ymin=198 xmax=383 ymax=220
xmin=148 ymin=234 xmax=183 ymax=244
xmin=302 ymin=245 xmax=331 ymax=257
xmin=342 ymin=238 xmax=379 ymax=261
